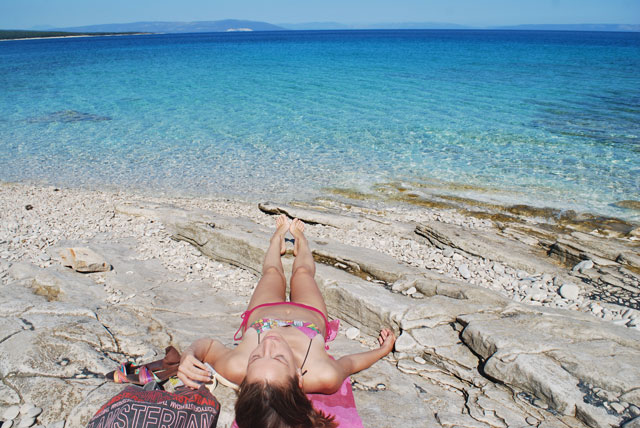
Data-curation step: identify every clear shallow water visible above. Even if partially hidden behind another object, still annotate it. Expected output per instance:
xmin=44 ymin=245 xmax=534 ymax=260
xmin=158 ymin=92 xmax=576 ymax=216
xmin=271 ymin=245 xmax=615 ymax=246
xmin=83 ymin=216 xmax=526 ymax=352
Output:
xmin=1 ymin=30 xmax=639 ymax=219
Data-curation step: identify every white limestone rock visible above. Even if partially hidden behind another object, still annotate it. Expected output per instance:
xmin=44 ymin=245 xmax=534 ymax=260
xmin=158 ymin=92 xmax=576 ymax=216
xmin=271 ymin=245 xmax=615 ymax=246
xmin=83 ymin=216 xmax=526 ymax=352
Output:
xmin=394 ymin=331 xmax=418 ymax=353
xmin=345 ymin=327 xmax=360 ymax=340
xmin=59 ymin=248 xmax=111 ymax=273
xmin=17 ymin=417 xmax=36 ymax=428
xmin=458 ymin=264 xmax=471 ymax=279
xmin=573 ymin=259 xmax=594 ymax=272
xmin=623 ymin=416 xmax=640 ymax=428
xmin=559 ymin=283 xmax=580 ymax=300
xmin=492 ymin=263 xmax=505 ymax=274
xmin=3 ymin=405 xmax=20 ymax=420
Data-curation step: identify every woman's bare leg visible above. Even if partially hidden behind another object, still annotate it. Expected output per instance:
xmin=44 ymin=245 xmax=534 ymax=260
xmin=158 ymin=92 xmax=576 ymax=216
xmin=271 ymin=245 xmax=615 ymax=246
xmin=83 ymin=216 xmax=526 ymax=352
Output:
xmin=289 ymin=219 xmax=328 ymax=316
xmin=246 ymin=214 xmax=289 ymax=310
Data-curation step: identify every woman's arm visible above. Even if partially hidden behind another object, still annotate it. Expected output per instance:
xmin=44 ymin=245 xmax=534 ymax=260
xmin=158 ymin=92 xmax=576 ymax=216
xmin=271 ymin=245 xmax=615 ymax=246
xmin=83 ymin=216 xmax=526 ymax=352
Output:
xmin=336 ymin=328 xmax=396 ymax=376
xmin=177 ymin=338 xmax=232 ymax=389
xmin=317 ymin=329 xmax=396 ymax=393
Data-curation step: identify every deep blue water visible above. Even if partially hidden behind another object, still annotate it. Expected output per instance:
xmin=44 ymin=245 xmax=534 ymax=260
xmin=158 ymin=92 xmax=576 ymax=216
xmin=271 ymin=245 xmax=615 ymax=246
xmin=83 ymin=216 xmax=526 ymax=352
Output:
xmin=1 ymin=30 xmax=639 ymax=219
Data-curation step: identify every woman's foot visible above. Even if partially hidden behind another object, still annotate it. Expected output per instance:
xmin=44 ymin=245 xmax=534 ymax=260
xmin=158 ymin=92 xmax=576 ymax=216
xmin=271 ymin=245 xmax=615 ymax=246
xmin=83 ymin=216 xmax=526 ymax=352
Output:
xmin=273 ymin=214 xmax=290 ymax=255
xmin=289 ymin=218 xmax=307 ymax=256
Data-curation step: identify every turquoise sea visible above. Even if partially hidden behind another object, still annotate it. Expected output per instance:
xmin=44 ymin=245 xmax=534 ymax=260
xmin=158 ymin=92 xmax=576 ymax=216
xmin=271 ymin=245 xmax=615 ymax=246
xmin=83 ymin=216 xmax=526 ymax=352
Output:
xmin=1 ymin=30 xmax=639 ymax=219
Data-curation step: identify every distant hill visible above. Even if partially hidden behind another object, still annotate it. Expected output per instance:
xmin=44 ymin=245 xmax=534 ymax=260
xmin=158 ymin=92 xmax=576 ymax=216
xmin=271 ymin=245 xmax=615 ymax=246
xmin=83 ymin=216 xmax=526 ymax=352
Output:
xmin=279 ymin=21 xmax=469 ymax=30
xmin=19 ymin=20 xmax=639 ymax=36
xmin=0 ymin=29 xmax=141 ymax=40
xmin=51 ymin=20 xmax=284 ymax=33
xmin=278 ymin=22 xmax=352 ymax=30
xmin=492 ymin=24 xmax=640 ymax=32
xmin=365 ymin=22 xmax=470 ymax=30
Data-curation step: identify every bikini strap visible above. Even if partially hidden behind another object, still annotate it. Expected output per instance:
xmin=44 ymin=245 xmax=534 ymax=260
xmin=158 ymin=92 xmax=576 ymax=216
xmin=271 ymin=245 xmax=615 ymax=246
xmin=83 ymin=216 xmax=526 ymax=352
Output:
xmin=300 ymin=338 xmax=313 ymax=377
xmin=233 ymin=310 xmax=252 ymax=341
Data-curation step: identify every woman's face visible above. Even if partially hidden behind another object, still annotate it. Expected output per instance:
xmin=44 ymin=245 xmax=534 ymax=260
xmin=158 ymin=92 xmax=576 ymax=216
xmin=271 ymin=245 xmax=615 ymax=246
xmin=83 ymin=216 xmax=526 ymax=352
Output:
xmin=244 ymin=331 xmax=299 ymax=385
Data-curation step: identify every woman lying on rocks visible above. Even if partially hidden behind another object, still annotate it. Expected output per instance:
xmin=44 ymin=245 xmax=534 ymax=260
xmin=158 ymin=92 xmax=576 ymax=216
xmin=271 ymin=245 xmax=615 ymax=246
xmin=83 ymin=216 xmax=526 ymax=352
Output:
xmin=178 ymin=215 xmax=396 ymax=428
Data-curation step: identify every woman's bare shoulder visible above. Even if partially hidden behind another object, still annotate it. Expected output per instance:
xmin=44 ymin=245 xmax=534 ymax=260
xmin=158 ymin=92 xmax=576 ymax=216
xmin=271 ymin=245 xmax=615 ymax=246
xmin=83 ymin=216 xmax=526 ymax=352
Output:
xmin=212 ymin=345 xmax=249 ymax=385
xmin=303 ymin=357 xmax=345 ymax=394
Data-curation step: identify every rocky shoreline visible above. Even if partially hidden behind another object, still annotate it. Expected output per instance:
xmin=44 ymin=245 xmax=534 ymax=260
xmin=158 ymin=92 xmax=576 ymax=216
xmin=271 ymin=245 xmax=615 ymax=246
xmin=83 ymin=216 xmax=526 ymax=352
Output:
xmin=0 ymin=181 xmax=639 ymax=428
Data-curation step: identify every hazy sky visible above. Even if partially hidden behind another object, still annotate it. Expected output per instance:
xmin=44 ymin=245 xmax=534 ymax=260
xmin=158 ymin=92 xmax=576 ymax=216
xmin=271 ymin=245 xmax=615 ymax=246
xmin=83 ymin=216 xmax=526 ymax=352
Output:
xmin=2 ymin=0 xmax=639 ymax=29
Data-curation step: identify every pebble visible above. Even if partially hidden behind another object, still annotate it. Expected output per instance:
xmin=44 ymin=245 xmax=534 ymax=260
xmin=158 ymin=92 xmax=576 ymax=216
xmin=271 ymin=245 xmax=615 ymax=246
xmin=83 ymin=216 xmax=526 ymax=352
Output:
xmin=3 ymin=406 xmax=20 ymax=421
xmin=573 ymin=259 xmax=594 ymax=272
xmin=532 ymin=398 xmax=548 ymax=409
xmin=411 ymin=291 xmax=425 ymax=299
xmin=559 ymin=283 xmax=580 ymax=300
xmin=18 ymin=405 xmax=34 ymax=417
xmin=376 ymin=383 xmax=386 ymax=390
xmin=458 ymin=264 xmax=471 ymax=279
xmin=25 ymin=409 xmax=41 ymax=419
xmin=610 ymin=402 xmax=625 ymax=413
xmin=405 ymin=286 xmax=417 ymax=296
xmin=630 ymin=405 xmax=640 ymax=417
xmin=525 ymin=416 xmax=539 ymax=425
xmin=345 ymin=327 xmax=360 ymax=340
xmin=452 ymin=253 xmax=463 ymax=262
xmin=17 ymin=418 xmax=36 ymax=428
xmin=442 ymin=248 xmax=454 ymax=258
xmin=414 ymin=356 xmax=426 ymax=364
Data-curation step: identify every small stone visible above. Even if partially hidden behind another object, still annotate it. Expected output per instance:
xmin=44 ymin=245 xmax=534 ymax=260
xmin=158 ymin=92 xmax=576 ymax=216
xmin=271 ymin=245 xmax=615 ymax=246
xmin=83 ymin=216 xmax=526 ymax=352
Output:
xmin=405 ymin=286 xmax=417 ymax=296
xmin=25 ymin=408 xmax=42 ymax=418
xmin=492 ymin=263 xmax=505 ymax=275
xmin=452 ymin=253 xmax=463 ymax=262
xmin=59 ymin=358 xmax=70 ymax=366
xmin=394 ymin=331 xmax=418 ymax=352
xmin=59 ymin=247 xmax=111 ymax=273
xmin=345 ymin=327 xmax=360 ymax=340
xmin=3 ymin=406 xmax=20 ymax=420
xmin=442 ymin=248 xmax=454 ymax=258
xmin=530 ymin=288 xmax=547 ymax=301
xmin=458 ymin=264 xmax=471 ymax=279
xmin=516 ymin=270 xmax=528 ymax=279
xmin=25 ymin=204 xmax=34 ymax=211
xmin=411 ymin=291 xmax=425 ymax=299
xmin=559 ymin=283 xmax=580 ymax=300
xmin=17 ymin=418 xmax=36 ymax=428
xmin=413 ymin=356 xmax=426 ymax=364
xmin=19 ymin=405 xmax=35 ymax=416
xmin=376 ymin=383 xmax=386 ymax=390
xmin=573 ymin=259 xmax=594 ymax=272
xmin=629 ymin=405 xmax=640 ymax=417
xmin=610 ymin=402 xmax=625 ymax=414
xmin=526 ymin=416 xmax=539 ymax=425
xmin=532 ymin=398 xmax=548 ymax=409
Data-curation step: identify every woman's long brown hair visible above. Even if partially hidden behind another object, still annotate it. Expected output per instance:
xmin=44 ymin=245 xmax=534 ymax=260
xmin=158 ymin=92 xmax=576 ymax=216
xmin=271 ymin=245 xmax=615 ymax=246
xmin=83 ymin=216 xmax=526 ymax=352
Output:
xmin=235 ymin=376 xmax=338 ymax=428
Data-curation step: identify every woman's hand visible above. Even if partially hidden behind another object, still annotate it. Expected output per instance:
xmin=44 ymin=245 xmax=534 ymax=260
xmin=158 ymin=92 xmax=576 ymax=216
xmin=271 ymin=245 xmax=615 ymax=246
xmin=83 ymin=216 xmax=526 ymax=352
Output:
xmin=377 ymin=328 xmax=396 ymax=354
xmin=177 ymin=348 xmax=212 ymax=389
